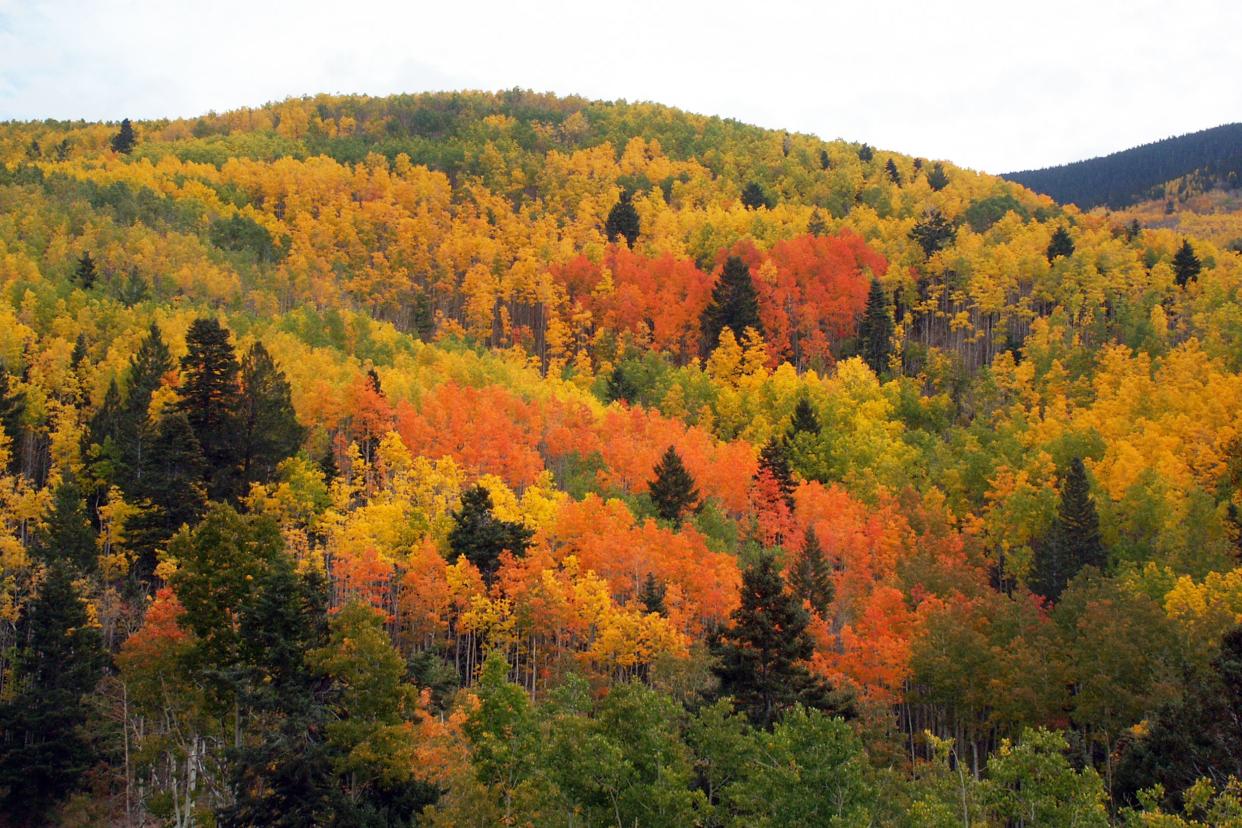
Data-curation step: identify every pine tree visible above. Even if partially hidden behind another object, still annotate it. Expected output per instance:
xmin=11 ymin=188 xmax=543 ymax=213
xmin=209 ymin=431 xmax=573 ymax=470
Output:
xmin=756 ymin=438 xmax=796 ymax=511
xmin=648 ymin=445 xmax=700 ymax=527
xmin=127 ymin=411 xmax=207 ymax=582
xmin=885 ymin=158 xmax=902 ymax=185
xmin=714 ymin=553 xmax=843 ymax=728
xmin=858 ymin=278 xmax=894 ymax=377
xmin=1046 ymin=226 xmax=1075 ymax=261
xmin=178 ymin=317 xmax=243 ymax=500
xmin=604 ymin=363 xmax=638 ymax=404
xmin=741 ymin=182 xmax=771 ymax=210
xmin=639 ymin=572 xmax=667 ymax=616
xmin=787 ymin=396 xmax=821 ymax=440
xmin=701 ymin=256 xmax=763 ymax=353
xmin=605 ymin=191 xmax=641 ymax=247
xmin=239 ymin=341 xmax=305 ymax=490
xmin=35 ymin=475 xmax=97 ymax=573
xmin=857 ymin=144 xmax=874 ymax=163
xmin=120 ymin=322 xmax=173 ymax=493
xmin=1029 ymin=457 xmax=1105 ymax=603
xmin=1124 ymin=219 xmax=1143 ymax=242
xmin=790 ymin=527 xmax=833 ymax=616
xmin=806 ymin=208 xmax=829 ymax=237
xmin=110 ymin=118 xmax=135 ymax=154
xmin=448 ymin=485 xmax=533 ymax=582
xmin=927 ymin=162 xmax=950 ymax=192
xmin=1173 ymin=239 xmax=1201 ymax=287
xmin=0 ymin=562 xmax=105 ymax=824
xmin=819 ymin=149 xmax=831 ymax=170
xmin=73 ymin=251 xmax=97 ymax=289
xmin=910 ymin=209 xmax=957 ymax=257
xmin=0 ymin=363 xmax=25 ymax=474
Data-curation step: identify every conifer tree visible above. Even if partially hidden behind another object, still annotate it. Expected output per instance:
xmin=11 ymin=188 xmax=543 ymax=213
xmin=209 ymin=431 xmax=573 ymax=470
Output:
xmin=927 ymin=162 xmax=950 ymax=191
xmin=885 ymin=158 xmax=902 ymax=185
xmin=858 ymin=277 xmax=894 ymax=377
xmin=0 ymin=562 xmax=105 ymax=823
xmin=605 ymin=191 xmax=641 ymax=247
xmin=110 ymin=117 xmax=135 ymax=154
xmin=448 ymin=486 xmax=533 ymax=582
xmin=239 ymin=341 xmax=305 ymax=490
xmin=806 ymin=208 xmax=829 ymax=237
xmin=127 ymin=411 xmax=207 ymax=581
xmin=756 ymin=437 xmax=796 ymax=511
xmin=857 ymin=144 xmax=874 ymax=163
xmin=1173 ymin=239 xmax=1201 ymax=287
xmin=1029 ymin=457 xmax=1105 ymax=603
xmin=639 ymin=572 xmax=667 ymax=616
xmin=178 ymin=317 xmax=243 ymax=500
xmin=1124 ymin=219 xmax=1142 ymax=242
xmin=910 ymin=209 xmax=957 ymax=257
xmin=0 ymin=363 xmax=25 ymax=474
xmin=604 ymin=363 xmax=638 ymax=404
xmin=1046 ymin=226 xmax=1075 ymax=261
xmin=787 ymin=396 xmax=821 ymax=440
xmin=35 ymin=475 xmax=97 ymax=573
xmin=648 ymin=445 xmax=700 ymax=527
xmin=702 ymin=256 xmax=763 ymax=353
xmin=120 ymin=322 xmax=173 ymax=492
xmin=741 ymin=182 xmax=771 ymax=210
xmin=73 ymin=251 xmax=97 ymax=289
xmin=819 ymin=149 xmax=831 ymax=170
xmin=790 ymin=527 xmax=833 ymax=616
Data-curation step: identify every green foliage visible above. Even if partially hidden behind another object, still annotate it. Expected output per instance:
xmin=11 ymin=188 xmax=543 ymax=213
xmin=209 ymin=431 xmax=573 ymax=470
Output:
xmin=926 ymin=162 xmax=950 ymax=192
xmin=178 ymin=317 xmax=243 ymax=500
xmin=238 ymin=341 xmax=305 ymax=490
xmin=981 ymin=728 xmax=1110 ymax=826
xmin=1030 ymin=457 xmax=1106 ymax=602
xmin=605 ymin=191 xmax=641 ymax=247
xmin=1047 ymin=225 xmax=1076 ymax=261
xmin=741 ymin=181 xmax=771 ymax=210
xmin=790 ymin=527 xmax=833 ymax=616
xmin=910 ymin=208 xmax=957 ymax=257
xmin=448 ymin=485 xmax=533 ymax=581
xmin=648 ymin=445 xmax=700 ymax=527
xmin=110 ymin=117 xmax=136 ymax=154
xmin=702 ymin=255 xmax=763 ymax=351
xmin=858 ymin=277 xmax=894 ymax=376
xmin=1173 ymin=239 xmax=1202 ymax=287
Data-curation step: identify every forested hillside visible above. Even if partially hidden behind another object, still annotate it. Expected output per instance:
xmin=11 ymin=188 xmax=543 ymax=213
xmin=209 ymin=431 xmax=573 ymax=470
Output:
xmin=1004 ymin=122 xmax=1242 ymax=209
xmin=2 ymin=91 xmax=1242 ymax=825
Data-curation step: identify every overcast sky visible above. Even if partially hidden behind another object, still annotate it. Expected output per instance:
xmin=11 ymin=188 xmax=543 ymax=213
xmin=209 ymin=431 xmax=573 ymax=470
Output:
xmin=1 ymin=0 xmax=1239 ymax=173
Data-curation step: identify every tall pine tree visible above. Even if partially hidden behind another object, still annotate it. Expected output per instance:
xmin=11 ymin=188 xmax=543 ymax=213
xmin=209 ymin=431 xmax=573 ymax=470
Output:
xmin=701 ymin=256 xmax=763 ymax=354
xmin=741 ymin=182 xmax=771 ymax=210
xmin=1029 ymin=457 xmax=1105 ymax=603
xmin=787 ymin=396 xmax=821 ymax=440
xmin=1173 ymin=239 xmax=1201 ymax=287
xmin=110 ymin=118 xmax=135 ymax=154
xmin=127 ymin=411 xmax=207 ymax=582
xmin=1046 ymin=226 xmax=1075 ymax=261
xmin=73 ymin=251 xmax=97 ymax=289
xmin=448 ymin=486 xmax=533 ymax=583
xmin=178 ymin=317 xmax=243 ymax=500
xmin=857 ymin=277 xmax=894 ymax=377
xmin=790 ymin=527 xmax=833 ymax=617
xmin=34 ymin=475 xmax=97 ymax=573
xmin=605 ymin=191 xmax=641 ymax=247
xmin=648 ymin=445 xmax=700 ymax=527
xmin=119 ymin=322 xmax=173 ymax=494
xmin=238 ymin=341 xmax=305 ymax=491
xmin=756 ymin=437 xmax=796 ymax=511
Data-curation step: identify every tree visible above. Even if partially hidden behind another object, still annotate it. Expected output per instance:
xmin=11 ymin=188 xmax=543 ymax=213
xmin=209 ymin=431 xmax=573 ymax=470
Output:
xmin=886 ymin=158 xmax=902 ymax=185
xmin=0 ymin=563 xmax=105 ymax=825
xmin=118 ymin=322 xmax=173 ymax=493
xmin=110 ymin=118 xmax=136 ymax=154
xmin=858 ymin=144 xmax=874 ymax=163
xmin=648 ymin=445 xmax=700 ymax=527
xmin=981 ymin=728 xmax=1109 ymax=827
xmin=756 ymin=438 xmax=796 ymax=511
xmin=910 ymin=209 xmax=957 ymax=257
xmin=34 ymin=474 xmax=97 ymax=573
xmin=787 ymin=396 xmax=820 ymax=439
xmin=790 ymin=527 xmax=833 ymax=616
xmin=1173 ymin=239 xmax=1202 ymax=287
xmin=178 ymin=317 xmax=243 ymax=500
xmin=1029 ymin=458 xmax=1105 ymax=603
xmin=73 ymin=251 xmax=97 ymax=289
xmin=714 ymin=553 xmax=844 ymax=728
xmin=819 ymin=149 xmax=831 ymax=170
xmin=604 ymin=363 xmax=638 ymax=405
xmin=127 ymin=411 xmax=208 ymax=582
xmin=639 ymin=572 xmax=667 ymax=616
xmin=448 ymin=485 xmax=533 ymax=582
xmin=1047 ymin=226 xmax=1075 ymax=261
xmin=701 ymin=256 xmax=763 ymax=352
xmin=0 ymin=363 xmax=26 ymax=474
xmin=741 ymin=182 xmax=771 ymax=210
xmin=927 ymin=162 xmax=950 ymax=191
xmin=807 ymin=208 xmax=829 ymax=237
xmin=605 ymin=191 xmax=641 ymax=247
xmin=858 ymin=277 xmax=894 ymax=376
xmin=238 ymin=341 xmax=305 ymax=491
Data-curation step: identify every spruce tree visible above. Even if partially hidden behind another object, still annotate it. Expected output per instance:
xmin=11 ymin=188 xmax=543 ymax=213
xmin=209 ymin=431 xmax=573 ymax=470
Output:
xmin=885 ymin=158 xmax=902 ymax=185
xmin=1029 ymin=457 xmax=1105 ymax=603
xmin=239 ymin=342 xmax=305 ymax=490
xmin=756 ymin=437 xmax=796 ymax=511
xmin=35 ymin=475 xmax=97 ymax=573
xmin=127 ymin=411 xmax=207 ymax=582
xmin=604 ymin=363 xmax=638 ymax=404
xmin=787 ymin=396 xmax=821 ymax=439
xmin=0 ymin=363 xmax=25 ymax=473
xmin=701 ymin=256 xmax=763 ymax=353
xmin=927 ymin=162 xmax=950 ymax=191
xmin=910 ymin=209 xmax=957 ymax=257
xmin=819 ymin=149 xmax=831 ymax=170
xmin=178 ymin=317 xmax=243 ymax=500
xmin=639 ymin=572 xmax=668 ymax=616
xmin=1124 ymin=219 xmax=1142 ymax=242
xmin=648 ymin=445 xmax=700 ymax=527
xmin=448 ymin=486 xmax=534 ymax=583
xmin=858 ymin=277 xmax=894 ymax=377
xmin=857 ymin=144 xmax=874 ymax=163
xmin=110 ymin=118 xmax=135 ymax=154
xmin=1173 ymin=239 xmax=1201 ymax=287
xmin=73 ymin=251 xmax=97 ymax=289
xmin=741 ymin=182 xmax=771 ymax=210
xmin=120 ymin=323 xmax=173 ymax=493
xmin=0 ymin=562 xmax=105 ymax=823
xmin=605 ymin=191 xmax=641 ymax=247
xmin=1046 ymin=226 xmax=1075 ymax=261
xmin=790 ymin=527 xmax=834 ymax=616
xmin=807 ymin=208 xmax=829 ymax=237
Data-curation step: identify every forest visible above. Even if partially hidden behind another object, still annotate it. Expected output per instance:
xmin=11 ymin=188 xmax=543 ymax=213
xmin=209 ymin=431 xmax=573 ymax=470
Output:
xmin=0 ymin=90 xmax=1241 ymax=826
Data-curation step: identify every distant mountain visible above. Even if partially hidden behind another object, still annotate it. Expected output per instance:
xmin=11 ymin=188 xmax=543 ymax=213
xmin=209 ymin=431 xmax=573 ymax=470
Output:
xmin=1003 ymin=123 xmax=1242 ymax=210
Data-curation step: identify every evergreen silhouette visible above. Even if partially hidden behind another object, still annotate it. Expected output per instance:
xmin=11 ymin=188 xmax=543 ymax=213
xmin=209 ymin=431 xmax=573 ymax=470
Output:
xmin=910 ymin=209 xmax=956 ymax=257
xmin=787 ymin=396 xmax=820 ymax=439
xmin=857 ymin=144 xmax=874 ymax=163
xmin=0 ymin=562 xmax=105 ymax=824
xmin=741 ymin=181 xmax=771 ymax=210
xmin=604 ymin=363 xmax=638 ymax=404
xmin=639 ymin=572 xmax=667 ymax=616
xmin=73 ymin=251 xmax=97 ymax=289
xmin=605 ymin=191 xmax=641 ymax=247
xmin=885 ymin=158 xmax=902 ymax=185
xmin=1173 ymin=239 xmax=1201 ymax=287
xmin=1046 ymin=226 xmax=1075 ymax=261
xmin=0 ymin=363 xmax=25 ymax=473
xmin=119 ymin=322 xmax=173 ymax=494
xmin=819 ymin=149 xmax=831 ymax=170
xmin=1124 ymin=219 xmax=1143 ymax=242
xmin=110 ymin=118 xmax=136 ymax=154
xmin=178 ymin=317 xmax=243 ymax=500
xmin=127 ymin=411 xmax=208 ymax=582
xmin=648 ymin=445 xmax=700 ymax=527
xmin=35 ymin=474 xmax=97 ymax=573
xmin=806 ymin=208 xmax=829 ymax=237
xmin=927 ymin=162 xmax=950 ymax=191
xmin=448 ymin=485 xmax=534 ymax=582
xmin=790 ymin=527 xmax=834 ymax=616
xmin=857 ymin=277 xmax=894 ymax=376
xmin=239 ymin=341 xmax=305 ymax=490
xmin=756 ymin=437 xmax=796 ymax=511
xmin=701 ymin=255 xmax=763 ymax=353
xmin=1029 ymin=457 xmax=1105 ymax=603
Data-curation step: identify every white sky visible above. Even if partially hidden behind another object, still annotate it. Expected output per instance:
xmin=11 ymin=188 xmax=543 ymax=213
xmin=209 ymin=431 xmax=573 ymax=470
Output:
xmin=1 ymin=0 xmax=1240 ymax=173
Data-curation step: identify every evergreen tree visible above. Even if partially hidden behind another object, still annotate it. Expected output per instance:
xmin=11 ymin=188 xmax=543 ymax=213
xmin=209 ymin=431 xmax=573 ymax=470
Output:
xmin=34 ymin=474 xmax=97 ymax=572
xmin=787 ymin=396 xmax=821 ymax=440
xmin=857 ymin=144 xmax=874 ymax=163
xmin=1029 ymin=458 xmax=1105 ymax=603
xmin=639 ymin=572 xmax=667 ymax=616
xmin=701 ymin=256 xmax=763 ymax=353
xmin=178 ymin=317 xmax=243 ymax=500
xmin=73 ymin=251 xmax=97 ymax=289
xmin=756 ymin=437 xmax=796 ymax=511
xmin=1046 ymin=226 xmax=1075 ymax=261
xmin=858 ymin=277 xmax=894 ymax=376
xmin=741 ymin=182 xmax=771 ymax=210
xmin=604 ymin=363 xmax=638 ymax=405
xmin=110 ymin=117 xmax=135 ymax=154
xmin=238 ymin=341 xmax=305 ymax=490
xmin=0 ymin=363 xmax=25 ymax=474
xmin=819 ymin=149 xmax=831 ymax=170
xmin=119 ymin=322 xmax=173 ymax=493
xmin=0 ymin=563 xmax=105 ymax=824
xmin=70 ymin=333 xmax=88 ymax=370
xmin=910 ymin=209 xmax=957 ymax=257
xmin=927 ymin=161 xmax=950 ymax=191
xmin=790 ymin=527 xmax=834 ymax=616
xmin=127 ymin=411 xmax=207 ymax=582
xmin=1173 ymin=239 xmax=1202 ymax=287
xmin=648 ymin=445 xmax=700 ymax=527
xmin=885 ymin=158 xmax=902 ymax=185
xmin=806 ymin=208 xmax=829 ymax=237
xmin=412 ymin=291 xmax=435 ymax=341
xmin=448 ymin=485 xmax=534 ymax=582
xmin=1124 ymin=218 xmax=1143 ymax=242
xmin=714 ymin=553 xmax=844 ymax=728
xmin=605 ymin=191 xmax=641 ymax=247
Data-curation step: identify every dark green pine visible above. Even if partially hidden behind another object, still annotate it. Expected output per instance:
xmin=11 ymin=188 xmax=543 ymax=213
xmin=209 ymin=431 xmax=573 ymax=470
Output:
xmin=858 ymin=278 xmax=895 ymax=377
xmin=448 ymin=485 xmax=534 ymax=582
xmin=790 ymin=527 xmax=834 ymax=617
xmin=605 ymin=191 xmax=641 ymax=247
xmin=127 ymin=411 xmax=208 ymax=582
xmin=239 ymin=341 xmax=305 ymax=490
xmin=741 ymin=182 xmax=771 ymax=210
xmin=178 ymin=317 xmax=243 ymax=500
xmin=35 ymin=474 xmax=97 ymax=573
xmin=1046 ymin=226 xmax=1075 ymax=261
xmin=638 ymin=572 xmax=668 ymax=616
xmin=787 ymin=396 xmax=821 ymax=439
xmin=701 ymin=255 xmax=763 ymax=352
xmin=647 ymin=445 xmax=700 ymax=527
xmin=1029 ymin=457 xmax=1105 ymax=603
xmin=110 ymin=118 xmax=135 ymax=154
xmin=73 ymin=251 xmax=97 ymax=289
xmin=1173 ymin=239 xmax=1201 ymax=287
xmin=756 ymin=437 xmax=797 ymax=510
